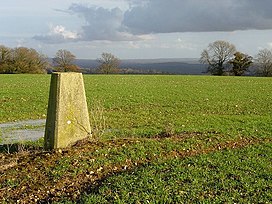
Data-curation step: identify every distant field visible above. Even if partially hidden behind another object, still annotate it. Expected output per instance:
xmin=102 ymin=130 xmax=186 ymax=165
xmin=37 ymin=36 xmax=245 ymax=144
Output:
xmin=0 ymin=74 xmax=271 ymax=203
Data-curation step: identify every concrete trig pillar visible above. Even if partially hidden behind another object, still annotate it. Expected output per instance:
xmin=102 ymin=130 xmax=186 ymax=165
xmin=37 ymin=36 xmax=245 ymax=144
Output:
xmin=44 ymin=72 xmax=91 ymax=150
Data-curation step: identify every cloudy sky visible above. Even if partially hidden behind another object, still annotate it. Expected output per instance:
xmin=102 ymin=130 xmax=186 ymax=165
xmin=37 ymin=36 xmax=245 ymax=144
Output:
xmin=1 ymin=0 xmax=272 ymax=59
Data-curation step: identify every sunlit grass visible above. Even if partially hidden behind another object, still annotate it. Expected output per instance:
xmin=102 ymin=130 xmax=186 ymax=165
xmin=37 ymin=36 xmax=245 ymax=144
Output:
xmin=0 ymin=74 xmax=271 ymax=203
xmin=0 ymin=75 xmax=271 ymax=140
xmin=77 ymin=142 xmax=271 ymax=204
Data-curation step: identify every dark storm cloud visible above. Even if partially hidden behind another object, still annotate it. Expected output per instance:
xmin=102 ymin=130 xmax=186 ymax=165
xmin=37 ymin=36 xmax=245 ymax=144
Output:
xmin=123 ymin=0 xmax=272 ymax=34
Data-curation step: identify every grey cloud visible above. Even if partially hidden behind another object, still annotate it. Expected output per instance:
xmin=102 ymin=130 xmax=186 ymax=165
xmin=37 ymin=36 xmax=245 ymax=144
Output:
xmin=34 ymin=0 xmax=272 ymax=43
xmin=34 ymin=4 xmax=141 ymax=44
xmin=33 ymin=35 xmax=68 ymax=44
xmin=123 ymin=0 xmax=272 ymax=34
xmin=68 ymin=4 xmax=145 ymax=42
xmin=68 ymin=4 xmax=139 ymax=41
xmin=33 ymin=25 xmax=80 ymax=44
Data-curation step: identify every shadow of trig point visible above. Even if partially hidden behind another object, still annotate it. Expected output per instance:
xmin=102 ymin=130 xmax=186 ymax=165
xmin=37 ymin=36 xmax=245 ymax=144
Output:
xmin=44 ymin=72 xmax=91 ymax=150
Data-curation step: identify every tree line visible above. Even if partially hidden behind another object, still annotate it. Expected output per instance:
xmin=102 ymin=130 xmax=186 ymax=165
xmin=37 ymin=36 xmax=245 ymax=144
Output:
xmin=0 ymin=45 xmax=121 ymax=74
xmin=1 ymin=43 xmax=272 ymax=76
xmin=200 ymin=40 xmax=272 ymax=77
xmin=0 ymin=45 xmax=48 ymax=74
xmin=0 ymin=45 xmax=80 ymax=74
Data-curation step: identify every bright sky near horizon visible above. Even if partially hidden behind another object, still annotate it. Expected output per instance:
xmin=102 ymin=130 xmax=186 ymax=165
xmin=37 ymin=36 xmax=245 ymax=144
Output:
xmin=1 ymin=0 xmax=272 ymax=59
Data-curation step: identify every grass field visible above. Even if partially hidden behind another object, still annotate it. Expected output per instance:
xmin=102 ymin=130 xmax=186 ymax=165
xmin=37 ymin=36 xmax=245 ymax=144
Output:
xmin=0 ymin=74 xmax=271 ymax=203
xmin=1 ymin=75 xmax=271 ymax=138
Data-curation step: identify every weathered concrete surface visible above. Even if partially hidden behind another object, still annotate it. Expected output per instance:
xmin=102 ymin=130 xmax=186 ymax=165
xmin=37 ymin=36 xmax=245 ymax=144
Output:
xmin=44 ymin=73 xmax=91 ymax=150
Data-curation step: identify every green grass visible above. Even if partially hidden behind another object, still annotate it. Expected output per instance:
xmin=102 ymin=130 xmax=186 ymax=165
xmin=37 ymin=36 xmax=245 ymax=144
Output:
xmin=0 ymin=74 xmax=49 ymax=122
xmin=0 ymin=75 xmax=271 ymax=139
xmin=0 ymin=74 xmax=271 ymax=203
xmin=77 ymin=142 xmax=271 ymax=204
xmin=85 ymin=75 xmax=272 ymax=139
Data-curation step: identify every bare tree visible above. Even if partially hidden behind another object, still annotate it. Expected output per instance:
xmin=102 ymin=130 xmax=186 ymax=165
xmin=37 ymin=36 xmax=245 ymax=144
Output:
xmin=229 ymin=52 xmax=253 ymax=76
xmin=53 ymin=49 xmax=79 ymax=72
xmin=97 ymin=52 xmax=120 ymax=74
xmin=255 ymin=49 xmax=272 ymax=77
xmin=200 ymin=40 xmax=236 ymax=75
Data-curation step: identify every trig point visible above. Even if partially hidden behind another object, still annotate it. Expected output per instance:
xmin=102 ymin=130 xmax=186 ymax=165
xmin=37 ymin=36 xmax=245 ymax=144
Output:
xmin=44 ymin=72 xmax=91 ymax=150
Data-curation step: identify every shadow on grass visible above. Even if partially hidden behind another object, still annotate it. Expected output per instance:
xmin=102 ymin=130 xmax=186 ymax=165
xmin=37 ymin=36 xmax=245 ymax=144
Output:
xmin=39 ymin=162 xmax=146 ymax=204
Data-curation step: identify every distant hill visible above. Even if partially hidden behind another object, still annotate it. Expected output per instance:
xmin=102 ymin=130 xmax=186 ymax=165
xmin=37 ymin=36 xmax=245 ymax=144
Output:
xmin=74 ymin=58 xmax=207 ymax=75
